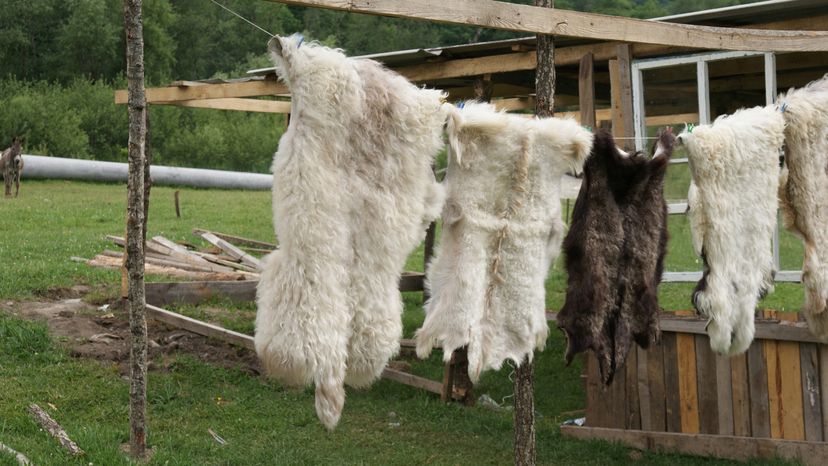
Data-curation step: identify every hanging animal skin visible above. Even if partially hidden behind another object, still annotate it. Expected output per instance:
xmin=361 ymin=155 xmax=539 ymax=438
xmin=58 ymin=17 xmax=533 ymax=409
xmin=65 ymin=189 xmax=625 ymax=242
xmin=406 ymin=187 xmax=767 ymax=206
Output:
xmin=255 ymin=35 xmax=448 ymax=429
xmin=682 ymin=106 xmax=784 ymax=356
xmin=557 ymin=129 xmax=673 ymax=384
xmin=415 ymin=102 xmax=593 ymax=383
xmin=777 ymin=74 xmax=828 ymax=341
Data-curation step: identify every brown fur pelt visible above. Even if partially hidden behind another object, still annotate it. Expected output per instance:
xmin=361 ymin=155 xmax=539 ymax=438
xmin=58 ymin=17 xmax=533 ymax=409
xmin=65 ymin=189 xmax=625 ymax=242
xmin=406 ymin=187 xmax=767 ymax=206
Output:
xmin=557 ymin=129 xmax=674 ymax=384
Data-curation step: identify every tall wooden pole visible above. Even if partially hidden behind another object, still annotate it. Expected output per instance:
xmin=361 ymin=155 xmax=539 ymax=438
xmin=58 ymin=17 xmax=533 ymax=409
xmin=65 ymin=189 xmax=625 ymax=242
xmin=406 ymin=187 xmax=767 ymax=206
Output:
xmin=124 ymin=0 xmax=149 ymax=459
xmin=515 ymin=2 xmax=555 ymax=465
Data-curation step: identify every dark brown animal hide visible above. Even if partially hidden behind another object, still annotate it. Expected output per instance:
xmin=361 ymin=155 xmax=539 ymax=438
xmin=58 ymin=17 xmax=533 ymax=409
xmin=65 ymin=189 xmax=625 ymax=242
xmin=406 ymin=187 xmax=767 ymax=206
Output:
xmin=557 ymin=129 xmax=674 ymax=384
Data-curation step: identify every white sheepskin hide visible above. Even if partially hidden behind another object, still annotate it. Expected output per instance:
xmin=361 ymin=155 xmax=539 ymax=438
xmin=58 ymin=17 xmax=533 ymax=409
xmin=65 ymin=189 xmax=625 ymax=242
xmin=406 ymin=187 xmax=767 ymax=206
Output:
xmin=681 ymin=106 xmax=785 ymax=355
xmin=777 ymin=74 xmax=828 ymax=341
xmin=255 ymin=35 xmax=448 ymax=429
xmin=415 ymin=102 xmax=593 ymax=382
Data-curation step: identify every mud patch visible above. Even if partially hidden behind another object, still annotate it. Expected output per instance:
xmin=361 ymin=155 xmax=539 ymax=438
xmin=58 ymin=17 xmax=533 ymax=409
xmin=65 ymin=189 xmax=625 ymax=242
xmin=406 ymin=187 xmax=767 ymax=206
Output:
xmin=0 ymin=298 xmax=260 ymax=375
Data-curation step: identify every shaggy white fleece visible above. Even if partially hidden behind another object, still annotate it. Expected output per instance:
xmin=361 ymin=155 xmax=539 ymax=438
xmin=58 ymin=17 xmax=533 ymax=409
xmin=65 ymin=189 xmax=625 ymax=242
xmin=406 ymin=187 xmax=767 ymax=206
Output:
xmin=777 ymin=74 xmax=828 ymax=341
xmin=415 ymin=102 xmax=593 ymax=382
xmin=255 ymin=35 xmax=447 ymax=429
xmin=681 ymin=106 xmax=784 ymax=355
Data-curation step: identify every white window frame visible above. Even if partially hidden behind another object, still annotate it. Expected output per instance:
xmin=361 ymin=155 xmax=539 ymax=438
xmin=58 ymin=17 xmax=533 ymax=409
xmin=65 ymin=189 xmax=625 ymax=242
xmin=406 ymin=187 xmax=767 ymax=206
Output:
xmin=630 ymin=51 xmax=800 ymax=283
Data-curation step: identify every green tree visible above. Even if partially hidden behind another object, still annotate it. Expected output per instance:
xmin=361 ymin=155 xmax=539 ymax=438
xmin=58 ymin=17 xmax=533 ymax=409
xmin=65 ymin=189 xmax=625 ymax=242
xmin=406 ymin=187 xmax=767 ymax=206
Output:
xmin=54 ymin=0 xmax=121 ymax=81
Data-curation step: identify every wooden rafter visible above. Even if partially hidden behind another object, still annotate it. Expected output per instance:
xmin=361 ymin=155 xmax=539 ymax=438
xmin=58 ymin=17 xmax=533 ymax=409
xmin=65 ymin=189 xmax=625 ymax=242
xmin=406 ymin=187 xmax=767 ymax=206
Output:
xmin=114 ymin=79 xmax=286 ymax=104
xmin=154 ymin=98 xmax=291 ymax=113
xmin=267 ymin=0 xmax=828 ymax=52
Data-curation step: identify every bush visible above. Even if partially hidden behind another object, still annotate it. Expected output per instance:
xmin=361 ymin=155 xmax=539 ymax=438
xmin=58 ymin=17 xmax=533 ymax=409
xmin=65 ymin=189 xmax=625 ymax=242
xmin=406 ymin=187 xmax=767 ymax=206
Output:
xmin=0 ymin=78 xmax=284 ymax=172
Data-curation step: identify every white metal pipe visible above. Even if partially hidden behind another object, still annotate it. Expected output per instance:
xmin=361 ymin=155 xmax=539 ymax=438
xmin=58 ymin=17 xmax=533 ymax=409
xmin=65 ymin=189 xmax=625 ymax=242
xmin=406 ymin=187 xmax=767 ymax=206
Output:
xmin=19 ymin=155 xmax=272 ymax=190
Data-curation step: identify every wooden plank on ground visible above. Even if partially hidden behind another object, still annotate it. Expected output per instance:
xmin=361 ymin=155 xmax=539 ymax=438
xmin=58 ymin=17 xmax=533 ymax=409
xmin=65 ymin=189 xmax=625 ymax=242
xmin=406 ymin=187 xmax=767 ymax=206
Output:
xmin=199 ymin=232 xmax=262 ymax=270
xmin=382 ymin=368 xmax=445 ymax=396
xmin=662 ymin=332 xmax=682 ymax=433
xmin=730 ymin=352 xmax=752 ymax=437
xmin=646 ymin=341 xmax=666 ymax=432
xmin=559 ymin=425 xmax=828 ymax=466
xmin=694 ymin=334 xmax=719 ymax=434
xmin=87 ymin=254 xmax=247 ymax=281
xmin=749 ymin=340 xmax=771 ymax=438
xmin=800 ymin=343 xmax=823 ymax=441
xmin=677 ymin=333 xmax=700 ymax=433
xmin=146 ymin=304 xmax=255 ymax=350
xmin=145 ymin=281 xmax=258 ymax=307
xmin=192 ymin=228 xmax=277 ymax=250
xmin=267 ymin=0 xmax=828 ymax=52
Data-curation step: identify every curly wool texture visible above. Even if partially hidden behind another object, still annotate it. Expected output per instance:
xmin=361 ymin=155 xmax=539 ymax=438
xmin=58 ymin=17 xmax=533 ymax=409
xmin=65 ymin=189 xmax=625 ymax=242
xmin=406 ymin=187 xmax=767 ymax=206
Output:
xmin=557 ymin=129 xmax=673 ymax=384
xmin=415 ymin=102 xmax=592 ymax=382
xmin=777 ymin=74 xmax=828 ymax=341
xmin=682 ymin=106 xmax=784 ymax=356
xmin=255 ymin=35 xmax=447 ymax=429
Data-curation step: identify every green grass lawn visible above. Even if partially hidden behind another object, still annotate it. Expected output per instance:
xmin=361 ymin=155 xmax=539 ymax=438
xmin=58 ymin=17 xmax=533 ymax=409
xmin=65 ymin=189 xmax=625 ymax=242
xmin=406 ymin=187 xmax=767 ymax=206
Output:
xmin=0 ymin=180 xmax=806 ymax=465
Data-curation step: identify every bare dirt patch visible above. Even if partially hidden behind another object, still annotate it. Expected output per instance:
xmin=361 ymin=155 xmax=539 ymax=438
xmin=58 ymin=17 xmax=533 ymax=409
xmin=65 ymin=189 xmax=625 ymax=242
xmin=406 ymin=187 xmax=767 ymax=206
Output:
xmin=1 ymin=295 xmax=260 ymax=375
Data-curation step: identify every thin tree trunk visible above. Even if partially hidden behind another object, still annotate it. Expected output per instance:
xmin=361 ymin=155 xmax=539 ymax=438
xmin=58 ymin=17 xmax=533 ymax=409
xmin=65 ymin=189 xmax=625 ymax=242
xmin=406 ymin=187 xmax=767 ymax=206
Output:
xmin=515 ymin=2 xmax=556 ymax=465
xmin=124 ymin=0 xmax=148 ymax=459
xmin=514 ymin=356 xmax=535 ymax=466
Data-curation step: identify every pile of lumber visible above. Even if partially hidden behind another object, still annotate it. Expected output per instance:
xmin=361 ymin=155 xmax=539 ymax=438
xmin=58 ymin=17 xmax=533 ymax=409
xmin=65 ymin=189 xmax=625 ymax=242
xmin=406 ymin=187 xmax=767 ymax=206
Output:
xmin=75 ymin=228 xmax=277 ymax=281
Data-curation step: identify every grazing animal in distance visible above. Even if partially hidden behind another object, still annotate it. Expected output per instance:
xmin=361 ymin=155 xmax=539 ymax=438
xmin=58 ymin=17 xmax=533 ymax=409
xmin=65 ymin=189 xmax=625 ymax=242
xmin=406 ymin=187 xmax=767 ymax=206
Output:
xmin=557 ymin=128 xmax=674 ymax=385
xmin=415 ymin=101 xmax=593 ymax=383
xmin=681 ymin=106 xmax=784 ymax=356
xmin=776 ymin=74 xmax=828 ymax=341
xmin=1 ymin=136 xmax=23 ymax=197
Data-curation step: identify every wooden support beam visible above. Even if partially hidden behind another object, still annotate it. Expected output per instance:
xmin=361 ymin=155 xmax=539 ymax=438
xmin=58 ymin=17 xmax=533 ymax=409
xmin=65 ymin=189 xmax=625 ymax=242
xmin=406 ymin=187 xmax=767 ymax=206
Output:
xmin=147 ymin=304 xmax=256 ymax=350
xmin=115 ymin=79 xmax=287 ymax=104
xmin=267 ymin=0 xmax=828 ymax=52
xmin=578 ymin=53 xmax=596 ymax=130
xmin=155 ymin=98 xmax=291 ymax=113
xmin=192 ymin=229 xmax=277 ymax=250
xmin=560 ymin=425 xmax=828 ymax=465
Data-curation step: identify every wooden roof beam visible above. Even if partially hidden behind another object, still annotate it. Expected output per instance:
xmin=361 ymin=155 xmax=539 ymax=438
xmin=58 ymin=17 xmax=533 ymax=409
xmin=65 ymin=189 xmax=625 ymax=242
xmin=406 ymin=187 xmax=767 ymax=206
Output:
xmin=114 ymin=79 xmax=287 ymax=104
xmin=153 ymin=98 xmax=291 ymax=113
xmin=267 ymin=0 xmax=828 ymax=52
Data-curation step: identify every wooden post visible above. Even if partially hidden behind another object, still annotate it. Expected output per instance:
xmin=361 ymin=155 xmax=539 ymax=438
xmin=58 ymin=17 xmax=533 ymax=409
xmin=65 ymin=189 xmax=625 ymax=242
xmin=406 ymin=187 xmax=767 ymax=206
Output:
xmin=578 ymin=53 xmax=596 ymax=130
xmin=609 ymin=44 xmax=635 ymax=151
xmin=124 ymin=0 xmax=149 ymax=459
xmin=515 ymin=2 xmax=555 ymax=464
xmin=174 ymin=191 xmax=181 ymax=218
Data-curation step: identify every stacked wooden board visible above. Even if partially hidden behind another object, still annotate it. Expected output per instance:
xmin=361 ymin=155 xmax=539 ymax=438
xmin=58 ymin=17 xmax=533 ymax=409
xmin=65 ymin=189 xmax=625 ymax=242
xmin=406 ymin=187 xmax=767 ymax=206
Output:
xmin=75 ymin=228 xmax=273 ymax=281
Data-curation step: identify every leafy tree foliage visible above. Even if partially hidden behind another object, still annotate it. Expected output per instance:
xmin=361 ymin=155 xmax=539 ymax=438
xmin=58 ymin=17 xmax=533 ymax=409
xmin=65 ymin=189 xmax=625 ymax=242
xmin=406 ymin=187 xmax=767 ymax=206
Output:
xmin=0 ymin=0 xmax=759 ymax=171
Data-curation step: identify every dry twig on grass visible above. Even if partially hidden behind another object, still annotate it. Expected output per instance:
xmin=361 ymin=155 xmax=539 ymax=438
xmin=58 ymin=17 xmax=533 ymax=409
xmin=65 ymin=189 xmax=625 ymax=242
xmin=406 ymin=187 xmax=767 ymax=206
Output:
xmin=0 ymin=441 xmax=32 ymax=465
xmin=28 ymin=403 xmax=84 ymax=456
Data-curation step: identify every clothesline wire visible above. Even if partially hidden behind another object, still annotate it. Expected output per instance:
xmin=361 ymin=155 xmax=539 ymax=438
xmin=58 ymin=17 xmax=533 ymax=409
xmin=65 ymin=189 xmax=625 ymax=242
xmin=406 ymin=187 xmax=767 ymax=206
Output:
xmin=209 ymin=0 xmax=274 ymax=37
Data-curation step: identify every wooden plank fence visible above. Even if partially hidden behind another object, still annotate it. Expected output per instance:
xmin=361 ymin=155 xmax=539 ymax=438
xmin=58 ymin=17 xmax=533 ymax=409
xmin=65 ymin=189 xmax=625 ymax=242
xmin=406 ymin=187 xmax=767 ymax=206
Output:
xmin=565 ymin=310 xmax=828 ymax=464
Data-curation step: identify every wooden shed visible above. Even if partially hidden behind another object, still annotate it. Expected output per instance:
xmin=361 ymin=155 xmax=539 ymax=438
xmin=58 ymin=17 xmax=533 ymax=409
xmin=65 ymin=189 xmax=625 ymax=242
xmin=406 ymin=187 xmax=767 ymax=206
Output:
xmin=115 ymin=0 xmax=828 ymax=462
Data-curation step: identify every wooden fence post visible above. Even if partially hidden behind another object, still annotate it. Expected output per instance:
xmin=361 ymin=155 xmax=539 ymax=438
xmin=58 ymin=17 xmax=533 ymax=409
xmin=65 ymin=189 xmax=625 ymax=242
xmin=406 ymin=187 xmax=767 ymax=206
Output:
xmin=124 ymin=0 xmax=149 ymax=459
